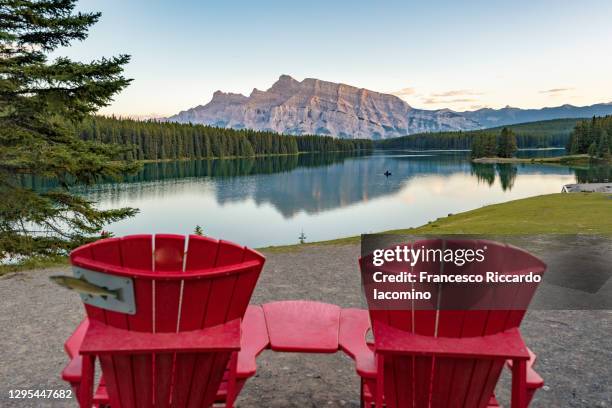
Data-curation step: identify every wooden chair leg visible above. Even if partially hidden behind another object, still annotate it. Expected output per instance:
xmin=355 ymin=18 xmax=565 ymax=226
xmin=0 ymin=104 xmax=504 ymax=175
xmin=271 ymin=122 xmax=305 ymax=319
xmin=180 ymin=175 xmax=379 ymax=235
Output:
xmin=375 ymin=355 xmax=384 ymax=408
xmin=360 ymin=378 xmax=365 ymax=408
xmin=511 ymin=359 xmax=527 ymax=408
xmin=78 ymin=355 xmax=95 ymax=408
xmin=225 ymin=352 xmax=238 ymax=408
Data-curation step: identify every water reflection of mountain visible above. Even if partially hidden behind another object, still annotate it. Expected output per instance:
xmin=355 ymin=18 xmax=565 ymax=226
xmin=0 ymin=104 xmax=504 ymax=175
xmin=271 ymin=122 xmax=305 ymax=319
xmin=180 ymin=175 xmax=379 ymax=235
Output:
xmin=21 ymin=152 xmax=594 ymax=219
xmin=212 ymin=155 xmax=474 ymax=217
xmin=240 ymin=155 xmax=577 ymax=217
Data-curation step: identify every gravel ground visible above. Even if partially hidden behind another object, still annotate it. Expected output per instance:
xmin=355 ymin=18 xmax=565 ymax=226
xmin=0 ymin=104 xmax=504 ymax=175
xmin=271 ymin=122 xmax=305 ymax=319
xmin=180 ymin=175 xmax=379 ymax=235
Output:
xmin=0 ymin=244 xmax=610 ymax=407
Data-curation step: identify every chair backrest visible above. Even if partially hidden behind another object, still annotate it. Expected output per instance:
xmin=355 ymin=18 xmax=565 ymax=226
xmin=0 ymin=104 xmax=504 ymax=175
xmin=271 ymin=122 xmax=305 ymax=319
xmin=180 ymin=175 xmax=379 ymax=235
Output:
xmin=361 ymin=239 xmax=545 ymax=408
xmin=70 ymin=234 xmax=265 ymax=408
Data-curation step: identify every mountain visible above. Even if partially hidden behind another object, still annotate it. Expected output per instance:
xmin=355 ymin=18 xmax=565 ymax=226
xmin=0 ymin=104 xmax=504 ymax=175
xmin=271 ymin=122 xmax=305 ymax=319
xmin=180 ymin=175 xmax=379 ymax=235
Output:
xmin=167 ymin=75 xmax=479 ymax=139
xmin=462 ymin=103 xmax=612 ymax=129
xmin=167 ymin=75 xmax=612 ymax=139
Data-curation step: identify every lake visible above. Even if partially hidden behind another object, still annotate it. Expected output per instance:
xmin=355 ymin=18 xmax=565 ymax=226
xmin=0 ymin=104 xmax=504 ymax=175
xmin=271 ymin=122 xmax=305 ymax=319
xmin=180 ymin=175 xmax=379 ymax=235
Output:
xmin=55 ymin=149 xmax=608 ymax=248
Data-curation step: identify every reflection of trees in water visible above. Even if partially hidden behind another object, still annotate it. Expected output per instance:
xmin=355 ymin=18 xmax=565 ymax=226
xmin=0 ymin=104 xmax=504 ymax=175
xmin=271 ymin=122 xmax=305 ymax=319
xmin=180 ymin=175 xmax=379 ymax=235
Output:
xmin=574 ymin=165 xmax=612 ymax=183
xmin=471 ymin=164 xmax=496 ymax=186
xmin=19 ymin=153 xmax=367 ymax=191
xmin=470 ymin=163 xmax=518 ymax=191
xmin=497 ymin=164 xmax=518 ymax=191
xmin=86 ymin=154 xmax=477 ymax=219
xmin=19 ymin=152 xmax=590 ymax=219
xmin=216 ymin=155 xmax=472 ymax=218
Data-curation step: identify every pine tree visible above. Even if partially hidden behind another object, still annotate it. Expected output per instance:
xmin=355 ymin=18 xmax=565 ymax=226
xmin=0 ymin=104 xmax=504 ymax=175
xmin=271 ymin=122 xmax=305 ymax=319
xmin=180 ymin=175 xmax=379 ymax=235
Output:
xmin=483 ymin=133 xmax=497 ymax=157
xmin=0 ymin=0 xmax=138 ymax=258
xmin=470 ymin=133 xmax=496 ymax=158
xmin=471 ymin=136 xmax=483 ymax=158
xmin=497 ymin=127 xmax=518 ymax=158
xmin=597 ymin=129 xmax=610 ymax=158
xmin=588 ymin=142 xmax=598 ymax=158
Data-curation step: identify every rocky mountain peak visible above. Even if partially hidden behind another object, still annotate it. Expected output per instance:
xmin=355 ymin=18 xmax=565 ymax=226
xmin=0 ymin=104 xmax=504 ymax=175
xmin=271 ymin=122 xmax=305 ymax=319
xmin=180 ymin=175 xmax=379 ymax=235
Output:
xmin=270 ymin=74 xmax=300 ymax=90
xmin=210 ymin=91 xmax=247 ymax=104
xmin=166 ymin=76 xmax=612 ymax=138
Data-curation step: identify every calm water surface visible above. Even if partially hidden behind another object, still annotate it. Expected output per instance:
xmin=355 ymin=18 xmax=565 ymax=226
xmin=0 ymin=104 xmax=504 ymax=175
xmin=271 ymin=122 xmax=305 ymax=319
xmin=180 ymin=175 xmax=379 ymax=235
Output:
xmin=67 ymin=149 xmax=608 ymax=247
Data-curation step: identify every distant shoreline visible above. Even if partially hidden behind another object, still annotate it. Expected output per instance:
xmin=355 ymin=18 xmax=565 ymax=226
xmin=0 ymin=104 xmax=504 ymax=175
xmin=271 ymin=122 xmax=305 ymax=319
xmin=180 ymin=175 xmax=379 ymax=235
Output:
xmin=113 ymin=149 xmax=371 ymax=164
xmin=471 ymin=154 xmax=592 ymax=165
xmin=4 ymin=193 xmax=610 ymax=273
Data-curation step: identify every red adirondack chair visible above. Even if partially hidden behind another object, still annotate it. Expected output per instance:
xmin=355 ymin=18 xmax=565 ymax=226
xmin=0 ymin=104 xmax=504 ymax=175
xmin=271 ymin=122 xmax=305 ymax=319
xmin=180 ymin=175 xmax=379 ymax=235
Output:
xmin=349 ymin=238 xmax=545 ymax=408
xmin=61 ymin=234 xmax=265 ymax=408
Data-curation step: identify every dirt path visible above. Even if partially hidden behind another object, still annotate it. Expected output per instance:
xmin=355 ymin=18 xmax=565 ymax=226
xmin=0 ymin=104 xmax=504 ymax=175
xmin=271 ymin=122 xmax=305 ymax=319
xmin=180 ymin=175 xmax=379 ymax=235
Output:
xmin=0 ymin=244 xmax=610 ymax=407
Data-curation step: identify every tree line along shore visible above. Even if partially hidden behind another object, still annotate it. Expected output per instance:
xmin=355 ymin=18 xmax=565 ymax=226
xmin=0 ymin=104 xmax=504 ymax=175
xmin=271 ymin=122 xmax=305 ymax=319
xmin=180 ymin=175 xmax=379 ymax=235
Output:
xmin=77 ymin=116 xmax=373 ymax=161
xmin=373 ymin=118 xmax=580 ymax=150
xmin=467 ymin=116 xmax=611 ymax=163
xmin=79 ymin=115 xmax=612 ymax=163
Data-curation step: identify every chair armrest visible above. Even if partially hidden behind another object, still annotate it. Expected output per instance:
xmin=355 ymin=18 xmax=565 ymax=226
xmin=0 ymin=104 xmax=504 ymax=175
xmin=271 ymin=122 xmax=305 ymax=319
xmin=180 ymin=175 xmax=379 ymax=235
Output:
xmin=62 ymin=318 xmax=90 ymax=386
xmin=374 ymin=322 xmax=530 ymax=360
xmin=236 ymin=305 xmax=269 ymax=378
xmin=80 ymin=319 xmax=241 ymax=355
xmin=339 ymin=309 xmax=376 ymax=378
xmin=64 ymin=319 xmax=89 ymax=358
xmin=61 ymin=355 xmax=83 ymax=383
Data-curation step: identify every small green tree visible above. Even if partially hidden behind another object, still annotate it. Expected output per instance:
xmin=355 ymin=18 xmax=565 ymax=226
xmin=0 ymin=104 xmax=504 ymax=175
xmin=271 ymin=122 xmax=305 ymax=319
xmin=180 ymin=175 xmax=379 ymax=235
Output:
xmin=588 ymin=142 xmax=598 ymax=158
xmin=483 ymin=133 xmax=497 ymax=157
xmin=497 ymin=127 xmax=518 ymax=158
xmin=193 ymin=225 xmax=204 ymax=236
xmin=470 ymin=136 xmax=483 ymax=158
xmin=471 ymin=133 xmax=496 ymax=158
xmin=597 ymin=129 xmax=610 ymax=158
xmin=0 ymin=0 xmax=138 ymax=258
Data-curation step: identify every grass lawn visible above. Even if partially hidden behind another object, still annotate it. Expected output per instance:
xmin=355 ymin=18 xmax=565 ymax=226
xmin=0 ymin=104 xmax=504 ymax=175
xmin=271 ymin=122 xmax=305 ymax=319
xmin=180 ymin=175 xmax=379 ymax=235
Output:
xmin=0 ymin=254 xmax=69 ymax=275
xmin=2 ymin=193 xmax=610 ymax=271
xmin=394 ymin=192 xmax=612 ymax=234
xmin=264 ymin=193 xmax=612 ymax=251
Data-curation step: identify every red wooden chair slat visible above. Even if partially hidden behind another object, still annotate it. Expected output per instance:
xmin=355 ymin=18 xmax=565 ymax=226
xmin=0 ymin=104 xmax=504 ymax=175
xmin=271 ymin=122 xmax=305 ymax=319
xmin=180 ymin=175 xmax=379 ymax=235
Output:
xmin=154 ymin=280 xmax=182 ymax=333
xmin=154 ymin=234 xmax=185 ymax=272
xmin=226 ymin=267 xmax=260 ymax=322
xmin=120 ymin=234 xmax=153 ymax=270
xmin=171 ymin=353 xmax=197 ymax=407
xmin=216 ymin=240 xmax=247 ymax=266
xmin=98 ymin=355 xmax=123 ymax=408
xmin=185 ymin=235 xmax=219 ymax=270
xmin=132 ymin=354 xmax=154 ymax=407
xmin=155 ymin=352 xmax=174 ymax=407
xmin=185 ymin=353 xmax=227 ymax=408
xmin=178 ymin=279 xmax=212 ymax=331
xmin=204 ymin=274 xmax=240 ymax=327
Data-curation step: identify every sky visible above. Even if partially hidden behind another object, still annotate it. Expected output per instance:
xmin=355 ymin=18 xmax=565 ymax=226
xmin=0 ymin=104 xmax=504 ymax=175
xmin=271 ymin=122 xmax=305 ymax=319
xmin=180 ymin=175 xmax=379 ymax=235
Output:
xmin=54 ymin=0 xmax=612 ymax=117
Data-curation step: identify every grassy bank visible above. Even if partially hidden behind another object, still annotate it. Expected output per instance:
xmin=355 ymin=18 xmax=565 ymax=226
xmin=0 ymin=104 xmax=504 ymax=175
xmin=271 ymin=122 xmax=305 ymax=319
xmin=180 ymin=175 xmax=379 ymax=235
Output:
xmin=0 ymin=255 xmax=69 ymax=275
xmin=264 ymin=193 xmax=612 ymax=251
xmin=2 ymin=193 xmax=610 ymax=272
xmin=471 ymin=154 xmax=600 ymax=165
